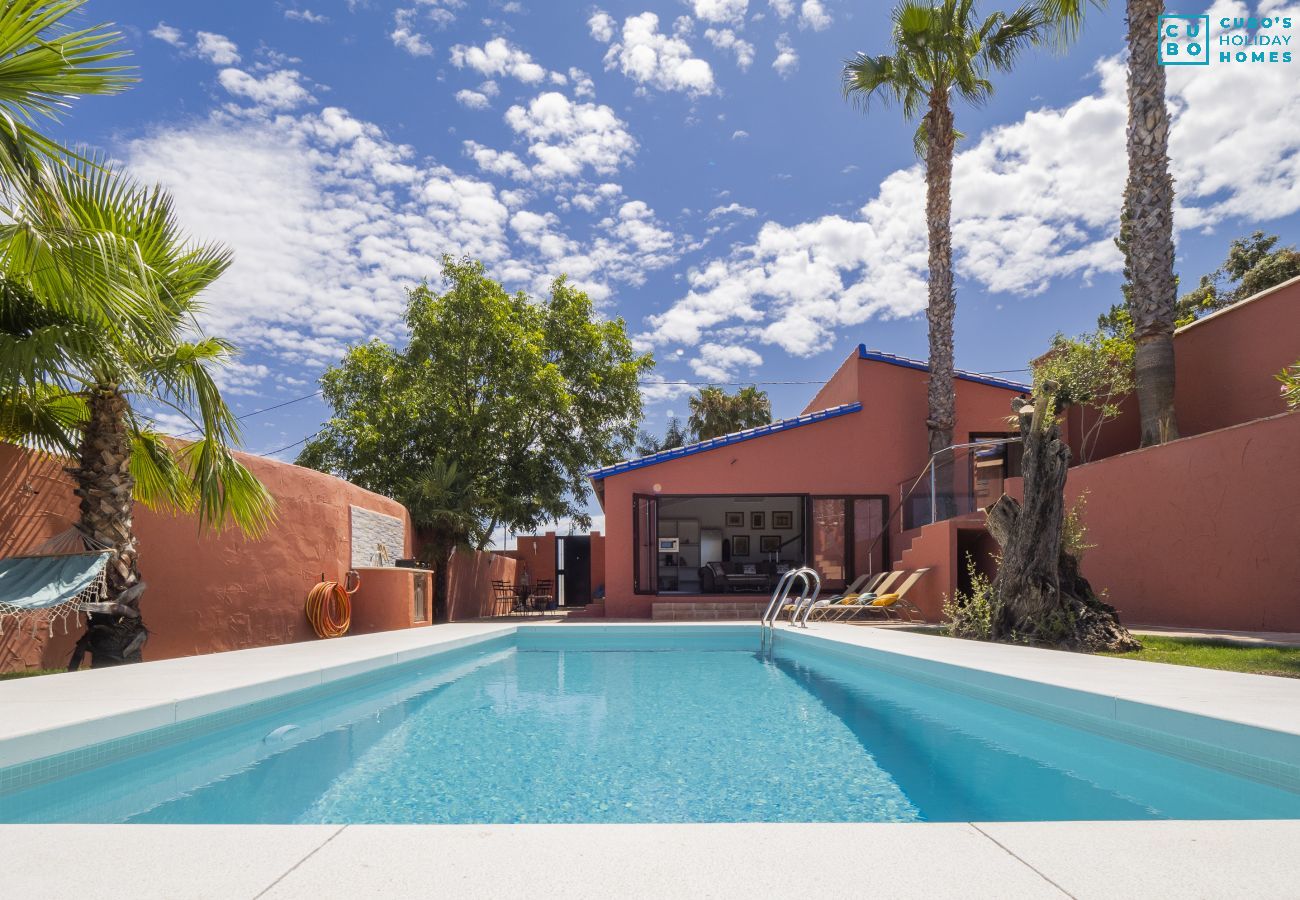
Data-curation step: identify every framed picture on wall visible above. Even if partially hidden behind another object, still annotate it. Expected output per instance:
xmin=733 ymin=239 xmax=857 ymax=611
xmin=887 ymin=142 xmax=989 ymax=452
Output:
xmin=772 ymin=511 xmax=793 ymax=530
xmin=751 ymin=512 xmax=765 ymax=529
xmin=732 ymin=535 xmax=750 ymax=556
xmin=725 ymin=511 xmax=744 ymax=528
xmin=759 ymin=535 xmax=781 ymax=553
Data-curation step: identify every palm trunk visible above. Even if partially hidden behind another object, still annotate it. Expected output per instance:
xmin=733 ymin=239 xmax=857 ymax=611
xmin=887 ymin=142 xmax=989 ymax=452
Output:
xmin=924 ymin=91 xmax=958 ymax=518
xmin=1123 ymin=0 xmax=1179 ymax=446
xmin=67 ymin=386 xmax=148 ymax=668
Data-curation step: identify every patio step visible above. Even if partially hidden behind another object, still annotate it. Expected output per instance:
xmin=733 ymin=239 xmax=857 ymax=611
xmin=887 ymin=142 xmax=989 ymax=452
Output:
xmin=566 ymin=602 xmax=606 ymax=619
xmin=652 ymin=601 xmax=765 ymax=621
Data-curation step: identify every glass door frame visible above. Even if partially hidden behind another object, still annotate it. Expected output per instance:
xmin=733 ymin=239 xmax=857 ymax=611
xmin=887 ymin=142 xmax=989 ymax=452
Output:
xmin=806 ymin=494 xmax=891 ymax=588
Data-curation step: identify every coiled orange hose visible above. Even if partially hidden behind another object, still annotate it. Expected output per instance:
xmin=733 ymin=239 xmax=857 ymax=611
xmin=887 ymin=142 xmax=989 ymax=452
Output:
xmin=306 ymin=571 xmax=359 ymax=638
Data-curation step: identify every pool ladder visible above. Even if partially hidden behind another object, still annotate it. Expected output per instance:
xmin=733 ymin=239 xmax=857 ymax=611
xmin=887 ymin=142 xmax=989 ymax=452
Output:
xmin=760 ymin=567 xmax=821 ymax=651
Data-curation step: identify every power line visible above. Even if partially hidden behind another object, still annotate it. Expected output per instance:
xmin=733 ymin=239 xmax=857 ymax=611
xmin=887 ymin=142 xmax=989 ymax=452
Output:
xmin=175 ymin=390 xmax=325 ymax=437
xmin=258 ymin=431 xmax=322 ymax=458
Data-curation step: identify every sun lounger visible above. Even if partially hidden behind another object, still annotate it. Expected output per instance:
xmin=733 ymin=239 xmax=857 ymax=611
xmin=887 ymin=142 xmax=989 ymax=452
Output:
xmin=802 ymin=570 xmax=906 ymax=622
xmin=841 ymin=568 xmax=931 ymax=623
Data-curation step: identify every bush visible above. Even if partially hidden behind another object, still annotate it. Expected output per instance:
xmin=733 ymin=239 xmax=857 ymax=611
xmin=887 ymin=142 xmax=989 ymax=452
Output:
xmin=943 ymin=554 xmax=995 ymax=641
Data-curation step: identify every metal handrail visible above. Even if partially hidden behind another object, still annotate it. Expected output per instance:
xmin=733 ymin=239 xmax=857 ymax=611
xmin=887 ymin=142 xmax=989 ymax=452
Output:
xmin=760 ymin=567 xmax=818 ymax=649
xmin=789 ymin=570 xmax=822 ymax=628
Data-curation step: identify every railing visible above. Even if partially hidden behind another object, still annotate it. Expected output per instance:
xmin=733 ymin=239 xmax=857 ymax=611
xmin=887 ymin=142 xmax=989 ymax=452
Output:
xmin=853 ymin=438 xmax=1023 ymax=575
xmin=760 ymin=567 xmax=820 ymax=649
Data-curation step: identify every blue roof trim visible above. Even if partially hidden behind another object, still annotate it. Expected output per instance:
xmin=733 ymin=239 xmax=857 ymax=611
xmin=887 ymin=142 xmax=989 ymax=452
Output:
xmin=588 ymin=402 xmax=863 ymax=481
xmin=857 ymin=346 xmax=1030 ymax=392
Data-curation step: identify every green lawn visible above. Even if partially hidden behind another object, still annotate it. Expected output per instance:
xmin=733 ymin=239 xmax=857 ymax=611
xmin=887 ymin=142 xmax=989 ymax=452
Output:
xmin=0 ymin=668 xmax=64 ymax=682
xmin=1104 ymin=635 xmax=1300 ymax=679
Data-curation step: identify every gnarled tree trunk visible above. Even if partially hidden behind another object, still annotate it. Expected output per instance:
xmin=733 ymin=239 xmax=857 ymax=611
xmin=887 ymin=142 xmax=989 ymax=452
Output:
xmin=924 ymin=89 xmax=958 ymax=519
xmin=67 ymin=386 xmax=148 ymax=669
xmin=985 ymin=383 xmax=1139 ymax=653
xmin=1124 ymin=0 xmax=1179 ymax=446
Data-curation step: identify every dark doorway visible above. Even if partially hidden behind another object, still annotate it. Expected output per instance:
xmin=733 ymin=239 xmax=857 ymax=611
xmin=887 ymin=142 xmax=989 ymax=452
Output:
xmin=558 ymin=535 xmax=592 ymax=606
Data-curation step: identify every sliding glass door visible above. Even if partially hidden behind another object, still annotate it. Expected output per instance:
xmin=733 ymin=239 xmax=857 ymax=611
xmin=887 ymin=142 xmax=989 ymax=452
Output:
xmin=809 ymin=496 xmax=889 ymax=591
xmin=633 ymin=494 xmax=657 ymax=594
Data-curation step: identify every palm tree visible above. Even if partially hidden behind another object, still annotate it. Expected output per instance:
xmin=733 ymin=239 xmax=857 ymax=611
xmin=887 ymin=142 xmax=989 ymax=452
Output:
xmin=404 ymin=457 xmax=487 ymax=623
xmin=687 ymin=385 xmax=772 ymax=440
xmin=1 ymin=163 xmax=275 ymax=667
xmin=1119 ymin=0 xmax=1177 ymax=445
xmin=843 ymin=0 xmax=1049 ymax=515
xmin=0 ymin=1 xmax=132 ymax=191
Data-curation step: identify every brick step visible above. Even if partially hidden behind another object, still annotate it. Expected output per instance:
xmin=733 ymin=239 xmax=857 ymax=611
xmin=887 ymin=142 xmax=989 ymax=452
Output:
xmin=566 ymin=602 xmax=606 ymax=619
xmin=652 ymin=601 xmax=766 ymax=621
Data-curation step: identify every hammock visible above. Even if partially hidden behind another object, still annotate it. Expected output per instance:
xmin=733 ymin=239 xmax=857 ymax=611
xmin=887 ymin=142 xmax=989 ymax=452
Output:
xmin=0 ymin=528 xmax=113 ymax=637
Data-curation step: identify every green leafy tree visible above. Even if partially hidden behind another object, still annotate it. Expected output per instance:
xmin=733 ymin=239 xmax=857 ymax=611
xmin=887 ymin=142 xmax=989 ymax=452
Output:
xmin=843 ymin=0 xmax=1054 ymax=513
xmin=1033 ymin=328 xmax=1134 ymax=462
xmin=1 ymin=164 xmax=275 ymax=667
xmin=298 ymin=257 xmax=651 ymax=621
xmin=1278 ymin=363 xmax=1300 ymax=411
xmin=687 ymin=385 xmax=771 ymax=440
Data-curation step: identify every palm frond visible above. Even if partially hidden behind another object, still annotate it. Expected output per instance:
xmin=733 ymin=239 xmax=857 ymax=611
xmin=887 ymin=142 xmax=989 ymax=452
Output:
xmin=179 ymin=437 xmax=277 ymax=537
xmin=0 ymin=380 xmax=85 ymax=453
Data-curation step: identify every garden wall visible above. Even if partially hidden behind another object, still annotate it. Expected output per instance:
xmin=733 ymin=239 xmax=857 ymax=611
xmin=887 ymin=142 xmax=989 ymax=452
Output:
xmin=1012 ymin=409 xmax=1300 ymax=632
xmin=0 ymin=441 xmax=422 ymax=673
xmin=446 ymin=549 xmax=518 ymax=620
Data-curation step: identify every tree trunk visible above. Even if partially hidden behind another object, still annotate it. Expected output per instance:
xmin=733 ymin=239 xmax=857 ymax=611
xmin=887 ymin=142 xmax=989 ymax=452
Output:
xmin=1124 ymin=0 xmax=1179 ymax=446
xmin=924 ymin=91 xmax=958 ymax=518
xmin=67 ymin=386 xmax=148 ymax=669
xmin=985 ymin=383 xmax=1140 ymax=653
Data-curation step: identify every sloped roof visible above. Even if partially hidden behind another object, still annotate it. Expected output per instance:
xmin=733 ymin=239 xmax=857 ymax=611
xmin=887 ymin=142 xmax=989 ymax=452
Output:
xmin=858 ymin=346 xmax=1030 ymax=392
xmin=587 ymin=402 xmax=863 ymax=481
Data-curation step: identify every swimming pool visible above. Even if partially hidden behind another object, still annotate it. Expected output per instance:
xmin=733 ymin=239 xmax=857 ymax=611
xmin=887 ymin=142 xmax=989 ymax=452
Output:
xmin=3 ymin=626 xmax=1299 ymax=824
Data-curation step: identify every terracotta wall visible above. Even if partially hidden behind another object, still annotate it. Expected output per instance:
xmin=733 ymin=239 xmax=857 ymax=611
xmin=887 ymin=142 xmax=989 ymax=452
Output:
xmin=446 ymin=550 xmax=518 ymax=620
xmin=1008 ymin=409 xmax=1300 ymax=632
xmin=600 ymin=352 xmax=1027 ymax=618
xmin=1 ymin=441 xmax=422 ymax=673
xmin=502 ymin=530 xmax=605 ymax=600
xmin=1063 ymin=276 xmax=1300 ymax=462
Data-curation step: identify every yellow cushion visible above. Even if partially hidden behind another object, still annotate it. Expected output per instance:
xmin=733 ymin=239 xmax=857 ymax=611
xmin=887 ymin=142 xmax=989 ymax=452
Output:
xmin=871 ymin=593 xmax=899 ymax=607
xmin=837 ymin=594 xmax=861 ymax=605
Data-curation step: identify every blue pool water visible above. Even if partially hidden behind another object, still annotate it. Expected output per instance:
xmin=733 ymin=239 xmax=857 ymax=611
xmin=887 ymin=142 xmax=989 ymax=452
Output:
xmin=4 ymin=628 xmax=1300 ymax=824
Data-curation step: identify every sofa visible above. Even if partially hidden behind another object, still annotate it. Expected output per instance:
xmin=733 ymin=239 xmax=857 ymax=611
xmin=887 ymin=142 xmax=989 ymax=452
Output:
xmin=699 ymin=561 xmax=783 ymax=593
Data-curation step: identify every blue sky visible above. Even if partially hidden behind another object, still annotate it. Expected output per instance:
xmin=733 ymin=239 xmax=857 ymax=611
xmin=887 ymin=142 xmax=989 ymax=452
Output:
xmin=54 ymin=0 xmax=1300 ymax=531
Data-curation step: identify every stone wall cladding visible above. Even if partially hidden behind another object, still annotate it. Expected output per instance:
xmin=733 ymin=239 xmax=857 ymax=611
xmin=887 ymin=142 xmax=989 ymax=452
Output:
xmin=351 ymin=505 xmax=406 ymax=568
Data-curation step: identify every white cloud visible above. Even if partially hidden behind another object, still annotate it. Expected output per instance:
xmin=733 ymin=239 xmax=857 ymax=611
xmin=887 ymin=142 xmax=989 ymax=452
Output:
xmin=196 ymin=32 xmax=240 ymax=65
xmin=707 ymin=202 xmax=757 ymax=218
xmin=218 ymin=69 xmax=314 ymax=110
xmin=769 ymin=0 xmax=795 ymax=18
xmin=704 ymin=28 xmax=755 ymax=70
xmin=690 ymin=341 xmax=763 ymax=381
xmin=588 ymin=11 xmax=617 ymax=42
xmin=799 ymin=0 xmax=831 ymax=30
xmin=568 ymin=67 xmax=596 ymax=99
xmin=491 ymin=92 xmax=637 ymax=181
xmin=450 ymin=37 xmax=549 ymax=83
xmin=772 ymin=33 xmax=798 ymax=77
xmin=285 ymin=8 xmax=329 ymax=23
xmin=731 ymin=129 xmax=749 ymax=140
xmin=390 ymin=8 xmax=434 ymax=56
xmin=643 ymin=9 xmax=1300 ymax=358
xmin=599 ymin=12 xmax=716 ymax=96
xmin=688 ymin=0 xmax=748 ymax=23
xmin=455 ymin=89 xmax=492 ymax=110
xmin=149 ymin=22 xmax=185 ymax=48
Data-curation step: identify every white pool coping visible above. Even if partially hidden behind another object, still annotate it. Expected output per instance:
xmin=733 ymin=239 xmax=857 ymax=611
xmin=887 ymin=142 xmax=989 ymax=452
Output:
xmin=4 ymin=622 xmax=1300 ymax=897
